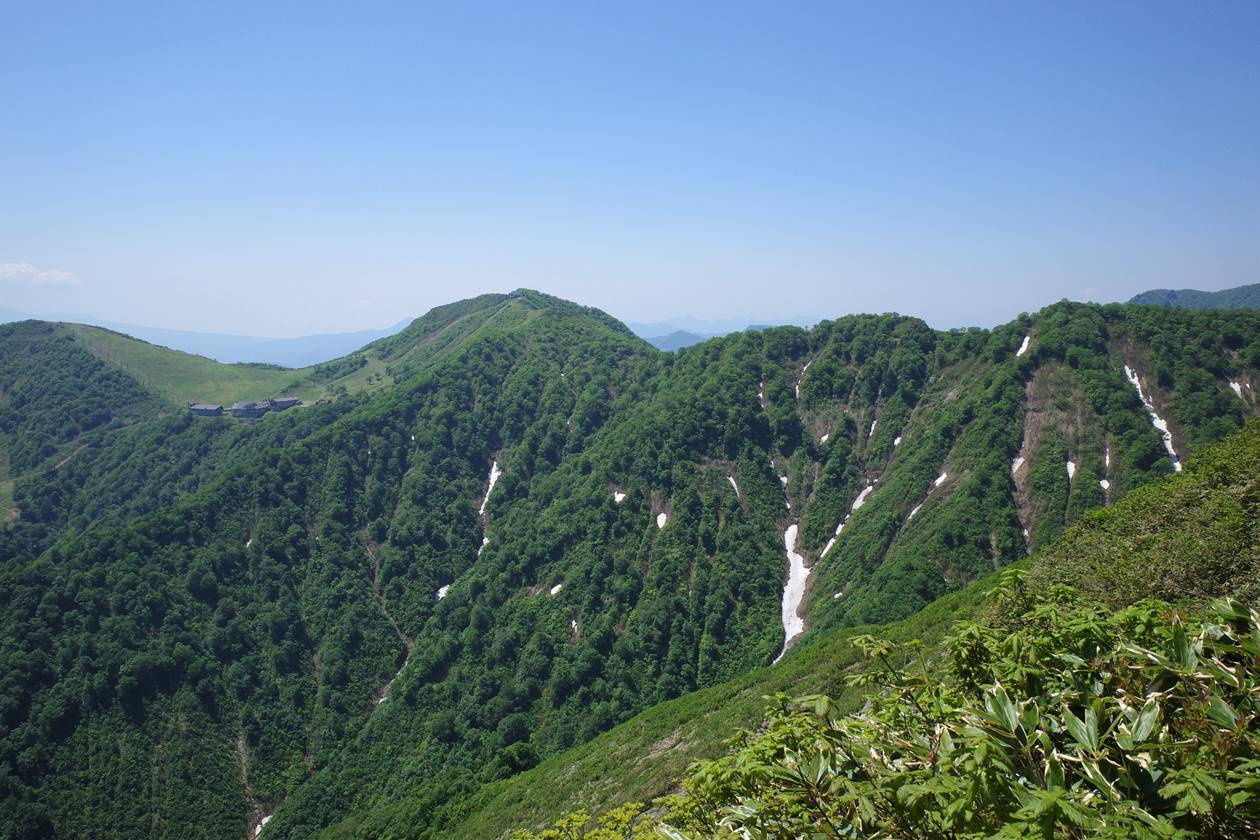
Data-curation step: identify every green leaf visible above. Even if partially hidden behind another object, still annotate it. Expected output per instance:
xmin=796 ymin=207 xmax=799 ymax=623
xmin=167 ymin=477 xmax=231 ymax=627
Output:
xmin=1132 ymin=697 xmax=1160 ymax=743
xmin=1206 ymin=694 xmax=1238 ymax=730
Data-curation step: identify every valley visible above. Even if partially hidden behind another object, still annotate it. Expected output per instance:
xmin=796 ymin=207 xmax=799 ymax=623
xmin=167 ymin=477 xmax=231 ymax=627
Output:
xmin=1 ymin=291 xmax=1258 ymax=838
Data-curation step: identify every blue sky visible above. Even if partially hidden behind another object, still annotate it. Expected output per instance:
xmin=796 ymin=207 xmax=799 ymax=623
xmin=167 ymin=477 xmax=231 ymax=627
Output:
xmin=2 ymin=1 xmax=1257 ymax=335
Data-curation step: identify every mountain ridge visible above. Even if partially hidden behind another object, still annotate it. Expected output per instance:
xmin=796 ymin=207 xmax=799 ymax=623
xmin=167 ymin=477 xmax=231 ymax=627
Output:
xmin=1 ymin=292 xmax=1258 ymax=838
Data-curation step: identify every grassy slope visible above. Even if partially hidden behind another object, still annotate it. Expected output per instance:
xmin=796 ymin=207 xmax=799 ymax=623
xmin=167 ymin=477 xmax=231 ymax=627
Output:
xmin=58 ymin=295 xmax=527 ymax=407
xmin=452 ymin=418 xmax=1260 ymax=838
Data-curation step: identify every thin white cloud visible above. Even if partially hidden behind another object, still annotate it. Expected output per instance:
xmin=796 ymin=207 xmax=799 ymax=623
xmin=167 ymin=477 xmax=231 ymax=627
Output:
xmin=0 ymin=261 xmax=80 ymax=286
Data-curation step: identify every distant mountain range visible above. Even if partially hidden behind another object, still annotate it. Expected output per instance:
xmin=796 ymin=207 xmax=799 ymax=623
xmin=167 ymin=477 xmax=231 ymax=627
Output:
xmin=627 ymin=316 xmax=814 ymax=352
xmin=0 ymin=305 xmax=411 ymax=367
xmin=1129 ymin=281 xmax=1260 ymax=310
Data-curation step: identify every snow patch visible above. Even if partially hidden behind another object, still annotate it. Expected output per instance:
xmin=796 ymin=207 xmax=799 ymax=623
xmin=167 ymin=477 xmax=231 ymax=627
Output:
xmin=1011 ymin=456 xmax=1025 ymax=475
xmin=851 ymin=484 xmax=874 ymax=512
xmin=869 ymin=419 xmax=877 ymax=436
xmin=549 ymin=583 xmax=563 ymax=596
xmin=1105 ymin=446 xmax=1111 ymax=469
xmin=1016 ymin=334 xmax=1031 ymax=357
xmin=657 ymin=512 xmax=668 ymax=529
xmin=794 ymin=360 xmax=813 ymax=399
xmin=1066 ymin=460 xmax=1076 ymax=481
xmin=256 ymin=814 xmax=272 ymax=837
xmin=479 ymin=460 xmax=503 ymax=515
xmin=820 ymin=433 xmax=829 ymax=443
xmin=893 ymin=436 xmax=901 ymax=447
xmin=1230 ymin=381 xmax=1244 ymax=399
xmin=478 ymin=536 xmax=489 ymax=556
xmin=820 ymin=536 xmax=837 ymax=558
xmin=1124 ymin=365 xmax=1182 ymax=471
xmin=907 ymin=503 xmax=923 ymax=521
xmin=436 ymin=585 xmax=450 ymax=601
xmin=570 ymin=619 xmax=578 ymax=633
xmin=245 ymin=538 xmax=252 ymax=549
xmin=773 ymin=524 xmax=810 ymax=663
xmin=613 ymin=490 xmax=626 ymax=504
xmin=727 ymin=476 xmax=741 ymax=498
xmin=1100 ymin=479 xmax=1110 ymax=490
xmin=934 ymin=472 xmax=948 ymax=487
xmin=779 ymin=475 xmax=788 ymax=486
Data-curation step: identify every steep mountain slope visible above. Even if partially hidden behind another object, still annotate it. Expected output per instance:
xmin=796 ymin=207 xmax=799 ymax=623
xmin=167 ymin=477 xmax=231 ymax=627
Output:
xmin=1 ymin=293 xmax=1257 ymax=838
xmin=1129 ymin=281 xmax=1260 ymax=310
xmin=490 ymin=417 xmax=1260 ymax=839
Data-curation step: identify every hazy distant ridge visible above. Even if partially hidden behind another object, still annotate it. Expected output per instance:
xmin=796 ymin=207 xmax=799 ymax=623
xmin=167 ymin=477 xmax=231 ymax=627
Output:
xmin=1128 ymin=282 xmax=1260 ymax=310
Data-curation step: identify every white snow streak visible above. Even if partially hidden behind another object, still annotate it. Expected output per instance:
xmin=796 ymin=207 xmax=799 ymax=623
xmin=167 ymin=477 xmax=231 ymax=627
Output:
xmin=893 ymin=436 xmax=902 ymax=447
xmin=727 ymin=476 xmax=741 ymax=497
xmin=657 ymin=512 xmax=668 ymax=529
xmin=436 ymin=585 xmax=450 ymax=601
xmin=773 ymin=524 xmax=810 ymax=663
xmin=549 ymin=583 xmax=563 ymax=596
xmin=907 ymin=504 xmax=923 ymax=521
xmin=1066 ymin=460 xmax=1076 ymax=481
xmin=256 ymin=815 xmax=272 ymax=837
xmin=1231 ymin=381 xmax=1244 ymax=399
xmin=795 ymin=360 xmax=813 ymax=399
xmin=1016 ymin=334 xmax=1031 ymax=357
xmin=779 ymin=475 xmax=789 ymax=486
xmin=869 ymin=419 xmax=877 ymax=436
xmin=1011 ymin=456 xmax=1025 ymax=475
xmin=851 ymin=484 xmax=874 ymax=512
xmin=1124 ymin=366 xmax=1182 ymax=472
xmin=613 ymin=491 xmax=626 ymax=503
xmin=934 ymin=472 xmax=948 ymax=487
xmin=479 ymin=460 xmax=503 ymax=514
xmin=1100 ymin=479 xmax=1110 ymax=490
xmin=820 ymin=433 xmax=829 ymax=443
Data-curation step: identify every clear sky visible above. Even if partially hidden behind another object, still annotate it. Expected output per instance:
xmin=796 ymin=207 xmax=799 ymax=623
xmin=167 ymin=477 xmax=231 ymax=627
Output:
xmin=2 ymin=1 xmax=1258 ymax=335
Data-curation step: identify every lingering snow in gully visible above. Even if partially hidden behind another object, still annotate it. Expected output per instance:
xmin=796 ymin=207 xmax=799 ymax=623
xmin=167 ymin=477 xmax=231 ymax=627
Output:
xmin=1124 ymin=366 xmax=1182 ymax=471
xmin=657 ymin=512 xmax=668 ymax=529
xmin=479 ymin=460 xmax=503 ymax=514
xmin=1016 ymin=334 xmax=1031 ymax=357
xmin=773 ymin=524 xmax=809 ymax=663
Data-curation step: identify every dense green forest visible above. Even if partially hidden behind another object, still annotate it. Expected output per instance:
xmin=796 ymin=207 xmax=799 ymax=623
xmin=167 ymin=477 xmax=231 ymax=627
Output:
xmin=509 ymin=417 xmax=1260 ymax=839
xmin=0 ymin=292 xmax=1257 ymax=838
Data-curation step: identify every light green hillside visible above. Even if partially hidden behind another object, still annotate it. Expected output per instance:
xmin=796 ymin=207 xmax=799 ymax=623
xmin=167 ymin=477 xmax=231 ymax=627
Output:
xmin=66 ymin=324 xmax=321 ymax=406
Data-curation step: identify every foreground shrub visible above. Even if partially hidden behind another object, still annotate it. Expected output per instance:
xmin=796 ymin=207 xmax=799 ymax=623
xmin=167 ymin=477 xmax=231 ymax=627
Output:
xmin=663 ymin=573 xmax=1260 ymax=838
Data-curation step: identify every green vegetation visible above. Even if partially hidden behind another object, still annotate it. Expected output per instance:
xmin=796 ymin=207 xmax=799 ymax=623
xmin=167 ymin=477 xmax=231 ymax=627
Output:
xmin=0 ymin=293 xmax=1256 ymax=838
xmin=509 ymin=423 xmax=1260 ymax=840
xmin=663 ymin=585 xmax=1260 ymax=838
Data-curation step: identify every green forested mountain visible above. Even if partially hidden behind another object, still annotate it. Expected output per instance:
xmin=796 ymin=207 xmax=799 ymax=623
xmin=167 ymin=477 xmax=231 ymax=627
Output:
xmin=506 ymin=416 xmax=1260 ymax=840
xmin=1 ymin=291 xmax=1257 ymax=838
xmin=1128 ymin=282 xmax=1260 ymax=310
